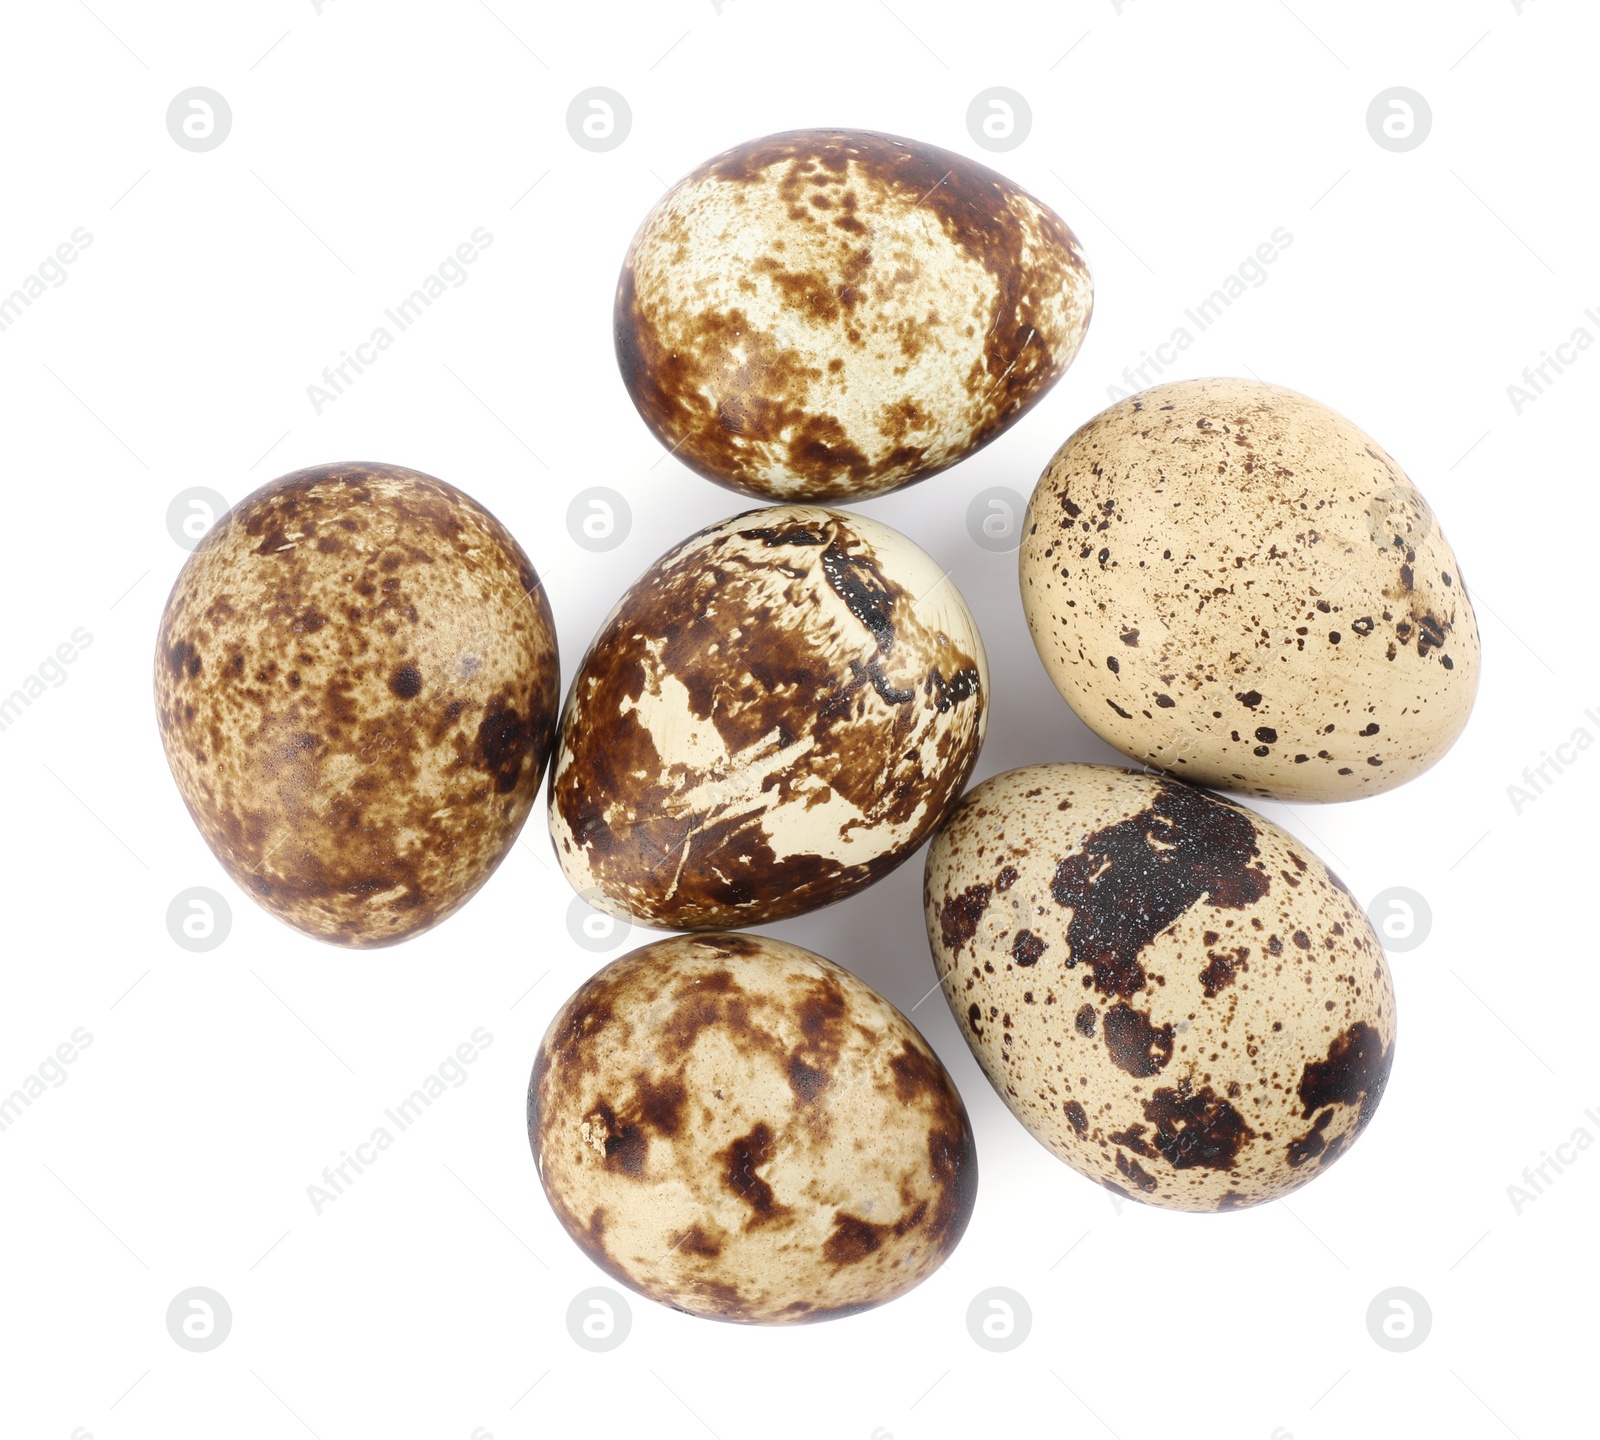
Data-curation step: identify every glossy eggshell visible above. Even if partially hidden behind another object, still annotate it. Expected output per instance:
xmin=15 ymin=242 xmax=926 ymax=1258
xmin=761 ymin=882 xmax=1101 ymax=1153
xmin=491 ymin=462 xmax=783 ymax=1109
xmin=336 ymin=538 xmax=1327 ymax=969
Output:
xmin=616 ymin=128 xmax=1093 ymax=502
xmin=1019 ymin=379 xmax=1480 ymax=802
xmin=529 ymin=932 xmax=978 ymax=1323
xmin=548 ymin=505 xmax=988 ymax=928
xmin=154 ymin=462 xmax=560 ymax=947
xmin=924 ymin=763 xmax=1396 ymax=1212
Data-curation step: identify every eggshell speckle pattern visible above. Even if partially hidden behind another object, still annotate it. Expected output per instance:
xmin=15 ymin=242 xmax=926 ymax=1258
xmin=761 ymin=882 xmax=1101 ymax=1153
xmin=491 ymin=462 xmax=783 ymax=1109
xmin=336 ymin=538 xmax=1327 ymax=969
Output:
xmin=1019 ymin=379 xmax=1480 ymax=802
xmin=924 ymin=763 xmax=1396 ymax=1211
xmin=529 ymin=933 xmax=977 ymax=1323
xmin=154 ymin=462 xmax=559 ymax=947
xmin=548 ymin=505 xmax=988 ymax=928
xmin=616 ymin=128 xmax=1093 ymax=502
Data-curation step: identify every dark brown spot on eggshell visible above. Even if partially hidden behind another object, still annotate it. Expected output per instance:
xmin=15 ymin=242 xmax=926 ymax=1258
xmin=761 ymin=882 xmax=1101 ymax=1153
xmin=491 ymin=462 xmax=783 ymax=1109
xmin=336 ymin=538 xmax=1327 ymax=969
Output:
xmin=1116 ymin=1152 xmax=1159 ymax=1192
xmin=1048 ymin=779 xmax=1270 ymax=997
xmin=1102 ymin=1003 xmax=1175 ymax=1077
xmin=388 ymin=665 xmax=422 ymax=699
xmin=1142 ymin=1081 xmax=1255 ymax=1171
xmin=787 ymin=1056 xmax=830 ymax=1104
xmin=1011 ymin=929 xmax=1047 ymax=967
xmin=1199 ymin=946 xmax=1248 ymax=998
xmin=720 ymin=1123 xmax=785 ymax=1224
xmin=941 ymin=884 xmax=993 ymax=953
xmin=1298 ymin=1021 xmax=1393 ymax=1129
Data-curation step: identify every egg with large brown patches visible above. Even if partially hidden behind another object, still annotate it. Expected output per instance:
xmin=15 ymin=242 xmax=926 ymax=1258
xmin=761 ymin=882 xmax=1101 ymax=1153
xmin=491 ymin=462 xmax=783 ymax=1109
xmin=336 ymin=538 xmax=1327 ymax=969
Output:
xmin=1019 ymin=378 xmax=1480 ymax=802
xmin=548 ymin=505 xmax=988 ymax=928
xmin=616 ymin=128 xmax=1093 ymax=502
xmin=154 ymin=462 xmax=559 ymax=947
xmin=529 ymin=933 xmax=978 ymax=1323
xmin=924 ymin=763 xmax=1396 ymax=1212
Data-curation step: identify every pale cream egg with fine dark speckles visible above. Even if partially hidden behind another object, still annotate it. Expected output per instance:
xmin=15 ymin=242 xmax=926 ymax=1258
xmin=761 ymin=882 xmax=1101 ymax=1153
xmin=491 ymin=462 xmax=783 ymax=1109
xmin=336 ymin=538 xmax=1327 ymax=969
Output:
xmin=154 ymin=462 xmax=560 ymax=948
xmin=1019 ymin=378 xmax=1480 ymax=802
xmin=616 ymin=128 xmax=1093 ymax=502
xmin=529 ymin=932 xmax=978 ymax=1323
xmin=924 ymin=763 xmax=1396 ymax=1212
xmin=548 ymin=504 xmax=988 ymax=929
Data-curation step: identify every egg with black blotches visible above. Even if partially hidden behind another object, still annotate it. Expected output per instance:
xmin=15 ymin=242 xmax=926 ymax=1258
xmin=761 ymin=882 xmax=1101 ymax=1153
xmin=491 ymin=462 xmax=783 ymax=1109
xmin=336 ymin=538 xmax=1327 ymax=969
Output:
xmin=529 ymin=932 xmax=978 ymax=1323
xmin=1019 ymin=378 xmax=1480 ymax=802
xmin=548 ymin=504 xmax=988 ymax=928
xmin=925 ymin=763 xmax=1396 ymax=1212
xmin=154 ymin=461 xmax=560 ymax=947
xmin=616 ymin=127 xmax=1093 ymax=502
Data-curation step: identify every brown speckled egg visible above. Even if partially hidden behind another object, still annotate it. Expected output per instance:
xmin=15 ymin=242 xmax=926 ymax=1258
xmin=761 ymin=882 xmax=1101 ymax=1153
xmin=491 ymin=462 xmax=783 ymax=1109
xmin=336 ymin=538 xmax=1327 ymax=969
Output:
xmin=154 ymin=462 xmax=559 ymax=947
xmin=548 ymin=505 xmax=987 ymax=928
xmin=616 ymin=128 xmax=1093 ymax=502
xmin=529 ymin=932 xmax=977 ymax=1323
xmin=924 ymin=763 xmax=1396 ymax=1212
xmin=1019 ymin=379 xmax=1480 ymax=802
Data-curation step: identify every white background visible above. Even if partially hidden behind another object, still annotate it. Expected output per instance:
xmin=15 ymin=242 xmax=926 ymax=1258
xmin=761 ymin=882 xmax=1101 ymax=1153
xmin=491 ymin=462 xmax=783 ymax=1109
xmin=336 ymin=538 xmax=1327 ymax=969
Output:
xmin=0 ymin=1 xmax=1592 ymax=1437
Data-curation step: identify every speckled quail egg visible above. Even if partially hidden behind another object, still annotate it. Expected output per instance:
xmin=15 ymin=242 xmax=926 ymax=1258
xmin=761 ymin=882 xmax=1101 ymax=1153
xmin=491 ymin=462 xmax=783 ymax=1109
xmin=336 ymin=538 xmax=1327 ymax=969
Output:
xmin=924 ymin=763 xmax=1396 ymax=1211
xmin=1019 ymin=379 xmax=1480 ymax=802
xmin=154 ymin=461 xmax=559 ymax=947
xmin=616 ymin=128 xmax=1093 ymax=502
xmin=529 ymin=932 xmax=977 ymax=1323
xmin=548 ymin=505 xmax=987 ymax=928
